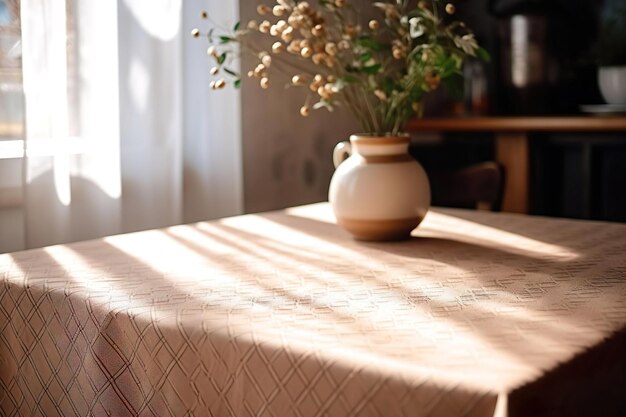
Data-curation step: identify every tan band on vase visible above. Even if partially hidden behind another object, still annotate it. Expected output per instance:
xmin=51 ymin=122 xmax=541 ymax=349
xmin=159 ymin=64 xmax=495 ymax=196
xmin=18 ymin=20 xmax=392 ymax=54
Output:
xmin=361 ymin=154 xmax=414 ymax=164
xmin=337 ymin=216 xmax=421 ymax=241
xmin=350 ymin=135 xmax=410 ymax=145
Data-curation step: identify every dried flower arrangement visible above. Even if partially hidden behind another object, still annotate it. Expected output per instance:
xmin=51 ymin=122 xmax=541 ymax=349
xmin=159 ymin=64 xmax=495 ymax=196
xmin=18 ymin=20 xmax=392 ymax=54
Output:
xmin=192 ymin=0 xmax=488 ymax=135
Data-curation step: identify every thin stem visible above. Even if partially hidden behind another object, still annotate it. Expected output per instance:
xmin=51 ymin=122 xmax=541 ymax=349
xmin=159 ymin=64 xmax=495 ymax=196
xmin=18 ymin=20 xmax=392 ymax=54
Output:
xmin=348 ymin=84 xmax=374 ymax=132
xmin=359 ymin=86 xmax=380 ymax=134
xmin=340 ymin=83 xmax=371 ymax=132
xmin=345 ymin=94 xmax=372 ymax=132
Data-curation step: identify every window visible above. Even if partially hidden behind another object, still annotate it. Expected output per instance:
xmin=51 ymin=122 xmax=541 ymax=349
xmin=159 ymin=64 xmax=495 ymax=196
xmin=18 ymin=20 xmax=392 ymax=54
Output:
xmin=0 ymin=1 xmax=243 ymax=254
xmin=0 ymin=0 xmax=23 ymax=253
xmin=0 ymin=0 xmax=23 ymax=152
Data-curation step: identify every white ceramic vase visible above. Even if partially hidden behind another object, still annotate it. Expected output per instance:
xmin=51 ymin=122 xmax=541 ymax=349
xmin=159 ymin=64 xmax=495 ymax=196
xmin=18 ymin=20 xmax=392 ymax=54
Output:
xmin=328 ymin=134 xmax=430 ymax=241
xmin=598 ymin=66 xmax=626 ymax=105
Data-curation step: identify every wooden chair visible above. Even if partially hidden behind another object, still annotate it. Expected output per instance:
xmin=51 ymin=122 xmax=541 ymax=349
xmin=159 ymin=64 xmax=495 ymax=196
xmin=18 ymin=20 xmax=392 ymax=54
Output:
xmin=429 ymin=161 xmax=505 ymax=211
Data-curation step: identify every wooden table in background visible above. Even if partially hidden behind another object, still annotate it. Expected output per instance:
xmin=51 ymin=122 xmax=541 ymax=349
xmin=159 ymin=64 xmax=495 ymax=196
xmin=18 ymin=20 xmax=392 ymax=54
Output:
xmin=407 ymin=116 xmax=626 ymax=213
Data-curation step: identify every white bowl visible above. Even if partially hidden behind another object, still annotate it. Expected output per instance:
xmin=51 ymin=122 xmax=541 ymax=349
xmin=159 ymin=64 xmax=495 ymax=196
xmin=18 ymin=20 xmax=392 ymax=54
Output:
xmin=598 ymin=66 xmax=626 ymax=105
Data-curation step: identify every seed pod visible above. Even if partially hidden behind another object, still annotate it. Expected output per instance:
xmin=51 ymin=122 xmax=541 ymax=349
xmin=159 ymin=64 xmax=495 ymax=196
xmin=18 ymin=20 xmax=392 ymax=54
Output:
xmin=324 ymin=83 xmax=335 ymax=93
xmin=273 ymin=5 xmax=286 ymax=16
xmin=445 ymin=3 xmax=456 ymax=15
xmin=312 ymin=53 xmax=325 ymax=65
xmin=297 ymin=2 xmax=311 ymax=13
xmin=281 ymin=27 xmax=294 ymax=42
xmin=272 ymin=42 xmax=285 ymax=53
xmin=215 ymin=79 xmax=226 ymax=89
xmin=262 ymin=55 xmax=272 ymax=67
xmin=369 ymin=20 xmax=380 ymax=30
xmin=191 ymin=28 xmax=201 ymax=38
xmin=312 ymin=24 xmax=324 ymax=37
xmin=300 ymin=47 xmax=313 ymax=58
xmin=260 ymin=77 xmax=270 ymax=89
xmin=210 ymin=67 xmax=219 ymax=75
xmin=325 ymin=42 xmax=338 ymax=56
xmin=300 ymin=105 xmax=310 ymax=117
xmin=292 ymin=75 xmax=306 ymax=86
xmin=256 ymin=4 xmax=271 ymax=15
xmin=254 ymin=64 xmax=266 ymax=77
xmin=317 ymin=86 xmax=331 ymax=99
xmin=288 ymin=15 xmax=300 ymax=28
xmin=309 ymin=81 xmax=321 ymax=92
xmin=259 ymin=20 xmax=271 ymax=33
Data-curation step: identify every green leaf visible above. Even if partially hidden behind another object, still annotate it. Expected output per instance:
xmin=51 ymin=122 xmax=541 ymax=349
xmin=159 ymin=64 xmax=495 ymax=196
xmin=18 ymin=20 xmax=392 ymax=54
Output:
xmin=233 ymin=21 xmax=240 ymax=31
xmin=359 ymin=52 xmax=373 ymax=62
xmin=234 ymin=79 xmax=241 ymax=89
xmin=355 ymin=36 xmax=384 ymax=52
xmin=362 ymin=64 xmax=382 ymax=75
xmin=442 ymin=73 xmax=464 ymax=100
xmin=407 ymin=9 xmax=423 ymax=19
xmin=382 ymin=77 xmax=395 ymax=94
xmin=433 ymin=53 xmax=462 ymax=78
xmin=476 ymin=47 xmax=491 ymax=63
xmin=218 ymin=52 xmax=227 ymax=65
xmin=219 ymin=35 xmax=235 ymax=44
xmin=224 ymin=67 xmax=238 ymax=76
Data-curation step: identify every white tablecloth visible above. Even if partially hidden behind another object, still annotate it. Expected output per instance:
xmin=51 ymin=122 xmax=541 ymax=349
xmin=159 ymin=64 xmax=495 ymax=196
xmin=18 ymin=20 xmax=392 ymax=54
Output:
xmin=1 ymin=203 xmax=625 ymax=417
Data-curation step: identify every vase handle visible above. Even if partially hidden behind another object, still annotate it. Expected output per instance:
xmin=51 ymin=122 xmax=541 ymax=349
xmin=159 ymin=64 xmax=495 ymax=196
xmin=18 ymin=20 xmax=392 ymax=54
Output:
xmin=333 ymin=141 xmax=352 ymax=168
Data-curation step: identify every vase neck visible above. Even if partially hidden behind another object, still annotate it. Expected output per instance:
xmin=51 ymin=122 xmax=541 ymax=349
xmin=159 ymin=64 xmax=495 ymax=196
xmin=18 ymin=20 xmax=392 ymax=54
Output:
xmin=350 ymin=135 xmax=410 ymax=157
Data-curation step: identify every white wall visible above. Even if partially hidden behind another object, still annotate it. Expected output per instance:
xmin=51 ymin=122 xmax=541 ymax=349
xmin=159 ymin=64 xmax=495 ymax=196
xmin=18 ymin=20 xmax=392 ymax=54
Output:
xmin=0 ymin=157 xmax=24 ymax=253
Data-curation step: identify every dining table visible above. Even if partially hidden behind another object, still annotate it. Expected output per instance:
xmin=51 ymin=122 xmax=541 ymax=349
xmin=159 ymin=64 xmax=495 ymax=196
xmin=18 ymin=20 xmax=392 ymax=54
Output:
xmin=1 ymin=203 xmax=625 ymax=417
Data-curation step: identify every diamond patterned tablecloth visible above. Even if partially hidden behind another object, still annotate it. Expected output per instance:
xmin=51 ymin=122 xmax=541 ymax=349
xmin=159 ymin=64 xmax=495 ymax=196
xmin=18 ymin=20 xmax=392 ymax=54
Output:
xmin=1 ymin=203 xmax=625 ymax=417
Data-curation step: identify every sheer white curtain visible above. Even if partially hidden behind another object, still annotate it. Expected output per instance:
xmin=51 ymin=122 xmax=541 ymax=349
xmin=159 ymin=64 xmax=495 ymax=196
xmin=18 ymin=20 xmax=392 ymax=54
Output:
xmin=16 ymin=0 xmax=242 ymax=250
xmin=21 ymin=0 xmax=124 ymax=248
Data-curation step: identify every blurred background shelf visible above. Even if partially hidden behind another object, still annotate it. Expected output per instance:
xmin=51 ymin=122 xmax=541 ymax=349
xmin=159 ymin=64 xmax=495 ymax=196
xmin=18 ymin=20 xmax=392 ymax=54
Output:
xmin=407 ymin=116 xmax=626 ymax=222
